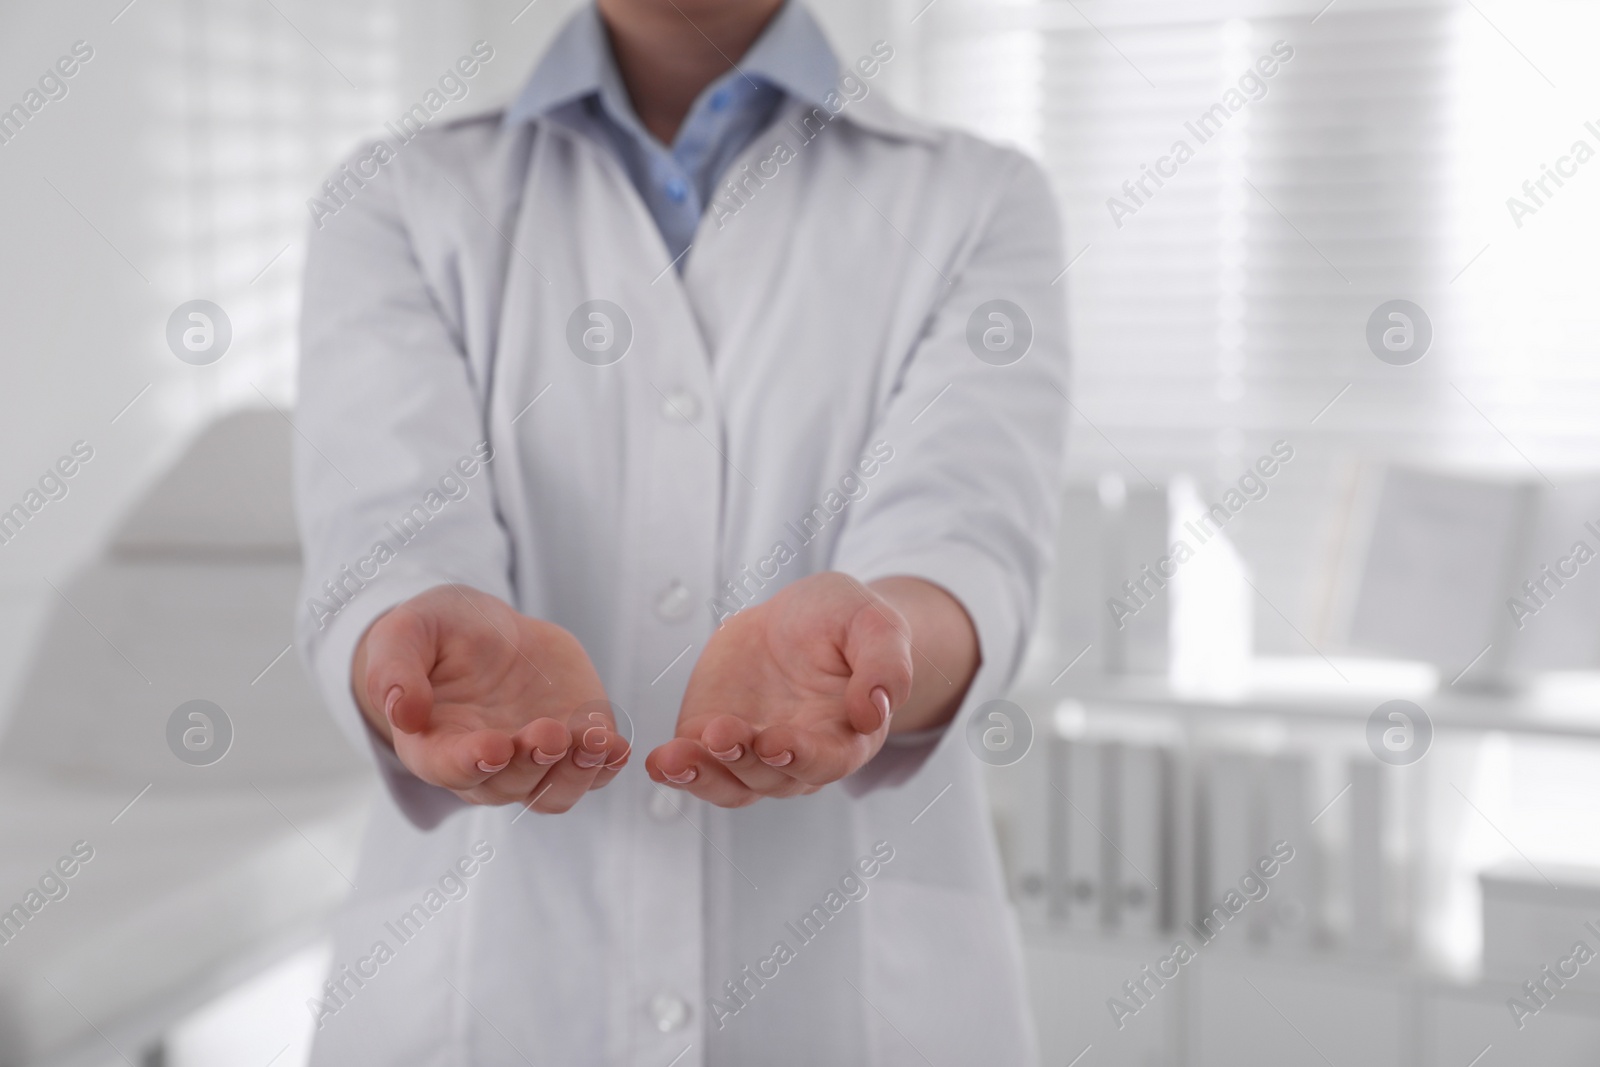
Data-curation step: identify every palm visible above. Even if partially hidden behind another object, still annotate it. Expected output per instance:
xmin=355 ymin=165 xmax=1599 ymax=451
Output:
xmin=647 ymin=572 xmax=914 ymax=803
xmin=424 ymin=612 xmax=602 ymax=740
xmin=678 ymin=597 xmax=868 ymax=756
xmin=360 ymin=584 xmax=622 ymax=812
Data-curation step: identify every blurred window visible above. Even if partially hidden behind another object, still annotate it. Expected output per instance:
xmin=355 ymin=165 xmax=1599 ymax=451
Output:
xmin=917 ymin=0 xmax=1600 ymax=651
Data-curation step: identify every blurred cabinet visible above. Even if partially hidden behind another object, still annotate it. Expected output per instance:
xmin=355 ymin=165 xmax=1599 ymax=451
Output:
xmin=1191 ymin=955 xmax=1411 ymax=1067
xmin=1024 ymin=932 xmax=1600 ymax=1066
xmin=1025 ymin=931 xmax=1176 ymax=1067
xmin=1423 ymin=985 xmax=1600 ymax=1067
xmin=1005 ymin=664 xmax=1600 ymax=1067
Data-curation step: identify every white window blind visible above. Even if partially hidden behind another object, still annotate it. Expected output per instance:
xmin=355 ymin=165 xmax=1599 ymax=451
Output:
xmin=915 ymin=0 xmax=1600 ymax=654
xmin=147 ymin=0 xmax=400 ymax=421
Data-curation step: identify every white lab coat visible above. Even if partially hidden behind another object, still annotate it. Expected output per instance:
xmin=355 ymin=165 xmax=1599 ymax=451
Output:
xmin=294 ymin=84 xmax=1067 ymax=1067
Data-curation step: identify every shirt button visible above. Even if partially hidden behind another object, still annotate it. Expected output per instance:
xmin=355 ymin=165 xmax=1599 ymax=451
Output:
xmin=655 ymin=582 xmax=692 ymax=622
xmin=660 ymin=389 xmax=701 ymax=422
xmin=649 ymin=992 xmax=691 ymax=1033
xmin=664 ymin=176 xmax=688 ymax=203
xmin=709 ymin=88 xmax=732 ymax=112
xmin=648 ymin=789 xmax=678 ymax=823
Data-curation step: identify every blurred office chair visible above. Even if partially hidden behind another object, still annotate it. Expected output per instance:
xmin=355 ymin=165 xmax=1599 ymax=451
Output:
xmin=0 ymin=409 xmax=373 ymax=1067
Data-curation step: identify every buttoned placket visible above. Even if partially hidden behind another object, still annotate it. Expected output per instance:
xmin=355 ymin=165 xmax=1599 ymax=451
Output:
xmin=474 ymin=121 xmax=725 ymax=1065
xmin=596 ymin=266 xmax=717 ymax=1067
xmin=489 ymin=109 xmax=832 ymax=1065
xmin=601 ymin=114 xmax=828 ymax=1063
xmin=581 ymin=134 xmax=731 ymax=1067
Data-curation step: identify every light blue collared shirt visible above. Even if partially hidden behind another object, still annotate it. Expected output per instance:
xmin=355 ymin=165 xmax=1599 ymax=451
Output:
xmin=505 ymin=2 xmax=840 ymax=265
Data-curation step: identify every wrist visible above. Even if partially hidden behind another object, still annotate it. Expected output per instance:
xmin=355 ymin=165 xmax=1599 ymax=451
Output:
xmin=864 ymin=575 xmax=979 ymax=734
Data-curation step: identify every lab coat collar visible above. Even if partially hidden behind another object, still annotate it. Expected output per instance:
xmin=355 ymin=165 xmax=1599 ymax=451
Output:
xmin=501 ymin=1 xmax=939 ymax=146
xmin=502 ymin=3 xmax=613 ymax=123
xmin=505 ymin=2 xmax=837 ymax=125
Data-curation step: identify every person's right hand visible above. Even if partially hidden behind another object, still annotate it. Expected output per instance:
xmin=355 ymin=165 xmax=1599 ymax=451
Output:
xmin=351 ymin=584 xmax=627 ymax=813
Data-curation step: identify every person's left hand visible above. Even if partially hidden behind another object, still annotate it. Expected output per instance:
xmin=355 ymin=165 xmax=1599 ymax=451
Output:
xmin=645 ymin=572 xmax=915 ymax=807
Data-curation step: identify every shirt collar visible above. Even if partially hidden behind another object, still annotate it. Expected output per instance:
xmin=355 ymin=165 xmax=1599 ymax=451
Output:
xmin=504 ymin=1 xmax=841 ymax=130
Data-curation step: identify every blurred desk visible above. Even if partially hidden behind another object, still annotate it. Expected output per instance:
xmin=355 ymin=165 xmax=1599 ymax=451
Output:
xmin=1002 ymin=653 xmax=1600 ymax=1066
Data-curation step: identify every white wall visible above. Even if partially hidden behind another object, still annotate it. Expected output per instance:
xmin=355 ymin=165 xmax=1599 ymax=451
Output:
xmin=0 ymin=2 xmax=487 ymax=708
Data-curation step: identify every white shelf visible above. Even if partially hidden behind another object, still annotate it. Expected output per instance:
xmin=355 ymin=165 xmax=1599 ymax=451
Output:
xmin=1013 ymin=655 xmax=1600 ymax=740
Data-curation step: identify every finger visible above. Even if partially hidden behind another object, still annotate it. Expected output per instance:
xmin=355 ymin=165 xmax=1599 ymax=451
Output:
xmin=590 ymin=731 xmax=633 ymax=790
xmin=519 ymin=716 xmax=574 ymax=765
xmin=397 ymin=728 xmax=514 ymax=792
xmin=474 ymin=717 xmax=570 ymax=802
xmin=645 ymin=739 xmax=760 ymax=808
xmin=751 ymin=723 xmax=861 ymax=788
xmin=361 ymin=604 xmax=438 ymax=734
xmin=699 ymin=715 xmax=806 ymax=796
xmin=573 ymin=698 xmax=627 ymax=777
xmin=524 ymin=721 xmax=613 ymax=814
xmin=644 ymin=737 xmax=701 ymax=783
xmin=843 ymin=602 xmax=914 ymax=735
xmin=518 ymin=753 xmax=597 ymax=814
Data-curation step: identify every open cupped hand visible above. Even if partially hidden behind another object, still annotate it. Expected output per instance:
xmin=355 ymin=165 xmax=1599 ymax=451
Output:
xmin=644 ymin=572 xmax=915 ymax=808
xmin=355 ymin=584 xmax=628 ymax=813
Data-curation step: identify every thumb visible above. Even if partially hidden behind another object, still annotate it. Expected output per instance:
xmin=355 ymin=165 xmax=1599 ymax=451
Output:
xmin=842 ymin=599 xmax=914 ymax=735
xmin=360 ymin=602 xmax=436 ymax=735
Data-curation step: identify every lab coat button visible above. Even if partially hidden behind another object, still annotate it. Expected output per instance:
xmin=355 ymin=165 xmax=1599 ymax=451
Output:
xmin=649 ymin=992 xmax=691 ymax=1033
xmin=661 ymin=389 xmax=701 ymax=422
xmin=648 ymin=788 xmax=678 ymax=823
xmin=655 ymin=581 xmax=692 ymax=622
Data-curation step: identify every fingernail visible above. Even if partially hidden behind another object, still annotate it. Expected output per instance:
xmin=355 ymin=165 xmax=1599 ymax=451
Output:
xmin=870 ymin=686 xmax=892 ymax=729
xmin=710 ymin=744 xmax=743 ymax=762
xmin=384 ymin=685 xmax=403 ymax=725
xmin=532 ymin=748 xmax=565 ymax=766
xmin=477 ymin=758 xmax=509 ymax=774
xmin=664 ymin=767 xmax=698 ymax=785
xmin=759 ymin=750 xmax=794 ymax=768
xmin=604 ymin=748 xmax=632 ymax=770
xmin=574 ymin=749 xmax=605 ymax=769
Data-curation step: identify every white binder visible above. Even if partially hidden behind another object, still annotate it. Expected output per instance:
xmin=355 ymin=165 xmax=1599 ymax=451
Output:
xmin=1348 ymin=757 xmax=1387 ymax=952
xmin=1061 ymin=737 xmax=1108 ymax=930
xmin=1010 ymin=735 xmax=1057 ymax=925
xmin=1110 ymin=741 xmax=1171 ymax=936
xmin=1199 ymin=749 xmax=1260 ymax=944
xmin=1263 ymin=753 xmax=1317 ymax=946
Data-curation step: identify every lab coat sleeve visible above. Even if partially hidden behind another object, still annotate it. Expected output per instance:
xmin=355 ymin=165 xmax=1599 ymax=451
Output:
xmin=293 ymin=140 xmax=512 ymax=830
xmin=832 ymin=148 xmax=1069 ymax=793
